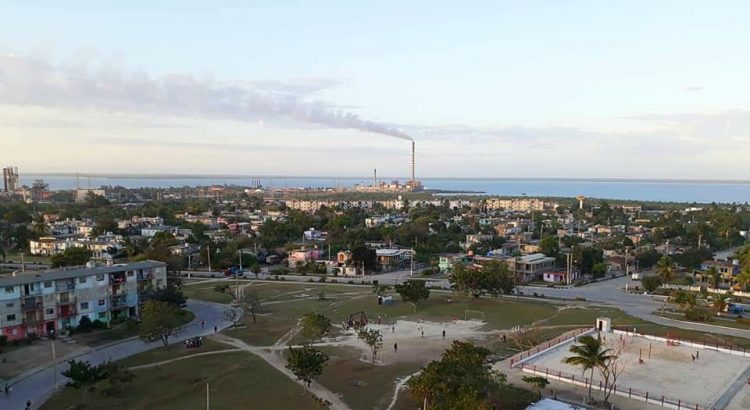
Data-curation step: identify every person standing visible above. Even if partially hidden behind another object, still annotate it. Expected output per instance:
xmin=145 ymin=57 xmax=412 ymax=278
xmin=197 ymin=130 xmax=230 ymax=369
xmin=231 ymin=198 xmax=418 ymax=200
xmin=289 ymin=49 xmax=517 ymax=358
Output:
xmin=394 ymin=342 xmax=398 ymax=353
xmin=442 ymin=329 xmax=446 ymax=340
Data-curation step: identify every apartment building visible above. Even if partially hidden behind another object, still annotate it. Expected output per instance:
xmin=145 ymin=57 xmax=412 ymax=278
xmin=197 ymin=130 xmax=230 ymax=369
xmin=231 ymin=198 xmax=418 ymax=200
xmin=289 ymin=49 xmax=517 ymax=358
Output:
xmin=0 ymin=261 xmax=167 ymax=341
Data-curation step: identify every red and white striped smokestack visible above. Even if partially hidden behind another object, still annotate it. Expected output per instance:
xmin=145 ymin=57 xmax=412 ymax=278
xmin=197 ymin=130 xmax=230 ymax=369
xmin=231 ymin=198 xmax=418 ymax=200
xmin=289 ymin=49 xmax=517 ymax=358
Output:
xmin=411 ymin=141 xmax=415 ymax=182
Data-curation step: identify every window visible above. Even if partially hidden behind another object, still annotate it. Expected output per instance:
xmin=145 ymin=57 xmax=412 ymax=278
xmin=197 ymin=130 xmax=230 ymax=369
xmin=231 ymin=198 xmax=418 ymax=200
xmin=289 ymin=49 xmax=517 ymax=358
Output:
xmin=98 ymin=299 xmax=105 ymax=306
xmin=127 ymin=271 xmax=134 ymax=277
xmin=78 ymin=277 xmax=86 ymax=284
xmin=4 ymin=286 xmax=13 ymax=294
xmin=6 ymin=314 xmax=15 ymax=322
xmin=96 ymin=274 xmax=105 ymax=282
xmin=44 ymin=281 xmax=53 ymax=288
xmin=46 ymin=308 xmax=54 ymax=315
xmin=5 ymin=302 xmax=13 ymax=308
xmin=80 ymin=302 xmax=89 ymax=310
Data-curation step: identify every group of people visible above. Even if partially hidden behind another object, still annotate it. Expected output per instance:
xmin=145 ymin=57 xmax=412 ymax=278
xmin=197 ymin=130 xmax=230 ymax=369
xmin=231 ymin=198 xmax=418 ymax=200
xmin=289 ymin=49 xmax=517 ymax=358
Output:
xmin=4 ymin=385 xmax=31 ymax=410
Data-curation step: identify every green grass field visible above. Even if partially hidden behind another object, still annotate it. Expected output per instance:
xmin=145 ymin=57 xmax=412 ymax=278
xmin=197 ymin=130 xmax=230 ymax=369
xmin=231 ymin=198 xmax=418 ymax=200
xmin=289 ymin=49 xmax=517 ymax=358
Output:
xmin=118 ymin=336 xmax=232 ymax=368
xmin=42 ymin=351 xmax=324 ymax=410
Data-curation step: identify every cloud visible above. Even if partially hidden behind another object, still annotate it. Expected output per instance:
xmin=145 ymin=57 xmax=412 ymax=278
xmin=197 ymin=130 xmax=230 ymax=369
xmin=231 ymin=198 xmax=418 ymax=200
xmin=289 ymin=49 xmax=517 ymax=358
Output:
xmin=685 ymin=86 xmax=706 ymax=92
xmin=0 ymin=54 xmax=412 ymax=140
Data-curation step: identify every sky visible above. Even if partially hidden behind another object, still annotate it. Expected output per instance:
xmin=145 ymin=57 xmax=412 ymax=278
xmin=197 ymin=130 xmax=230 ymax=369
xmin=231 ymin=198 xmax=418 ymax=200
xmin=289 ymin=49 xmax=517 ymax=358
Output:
xmin=1 ymin=1 xmax=750 ymax=179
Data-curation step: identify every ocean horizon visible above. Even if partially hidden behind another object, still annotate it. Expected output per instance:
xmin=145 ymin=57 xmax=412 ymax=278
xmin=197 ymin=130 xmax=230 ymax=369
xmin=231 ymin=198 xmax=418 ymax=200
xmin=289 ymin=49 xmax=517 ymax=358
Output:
xmin=17 ymin=174 xmax=750 ymax=204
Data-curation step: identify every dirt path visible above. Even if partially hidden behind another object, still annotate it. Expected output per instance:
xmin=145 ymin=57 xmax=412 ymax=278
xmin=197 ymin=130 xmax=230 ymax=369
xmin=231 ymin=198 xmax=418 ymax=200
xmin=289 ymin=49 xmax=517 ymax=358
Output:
xmin=214 ymin=334 xmax=352 ymax=410
xmin=127 ymin=349 xmax=243 ymax=370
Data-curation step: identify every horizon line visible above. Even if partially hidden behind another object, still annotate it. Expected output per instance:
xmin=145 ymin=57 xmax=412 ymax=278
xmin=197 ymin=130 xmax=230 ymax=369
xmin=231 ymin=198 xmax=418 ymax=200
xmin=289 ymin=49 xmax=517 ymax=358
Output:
xmin=18 ymin=172 xmax=750 ymax=185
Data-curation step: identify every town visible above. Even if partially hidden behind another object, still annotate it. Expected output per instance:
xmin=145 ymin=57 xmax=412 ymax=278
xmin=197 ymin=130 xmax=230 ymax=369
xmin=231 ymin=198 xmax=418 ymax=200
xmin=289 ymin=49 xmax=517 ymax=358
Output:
xmin=2 ymin=165 xmax=750 ymax=410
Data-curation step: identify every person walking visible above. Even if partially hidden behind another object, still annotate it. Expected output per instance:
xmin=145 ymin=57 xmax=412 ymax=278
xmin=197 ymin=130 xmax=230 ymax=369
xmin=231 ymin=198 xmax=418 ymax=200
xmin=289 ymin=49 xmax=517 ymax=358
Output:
xmin=25 ymin=399 xmax=31 ymax=410
xmin=214 ymin=325 xmax=218 ymax=333
xmin=394 ymin=342 xmax=398 ymax=353
xmin=442 ymin=329 xmax=446 ymax=340
xmin=421 ymin=330 xmax=424 ymax=338
xmin=201 ymin=319 xmax=205 ymax=330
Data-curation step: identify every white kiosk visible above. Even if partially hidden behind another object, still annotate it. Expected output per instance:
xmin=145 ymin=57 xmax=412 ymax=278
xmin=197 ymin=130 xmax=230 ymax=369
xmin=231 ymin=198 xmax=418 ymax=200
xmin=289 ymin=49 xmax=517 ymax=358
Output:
xmin=596 ymin=317 xmax=612 ymax=333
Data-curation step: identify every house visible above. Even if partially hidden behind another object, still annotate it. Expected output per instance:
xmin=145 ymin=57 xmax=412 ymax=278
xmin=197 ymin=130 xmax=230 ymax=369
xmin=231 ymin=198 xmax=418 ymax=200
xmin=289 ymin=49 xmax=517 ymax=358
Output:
xmin=169 ymin=243 xmax=201 ymax=256
xmin=543 ymin=269 xmax=579 ymax=284
xmin=510 ymin=253 xmax=557 ymax=281
xmin=0 ymin=261 xmax=166 ymax=341
xmin=288 ymin=248 xmax=322 ymax=268
xmin=694 ymin=260 xmax=740 ymax=287
xmin=438 ymin=253 xmax=467 ymax=273
xmin=376 ymin=248 xmax=412 ymax=272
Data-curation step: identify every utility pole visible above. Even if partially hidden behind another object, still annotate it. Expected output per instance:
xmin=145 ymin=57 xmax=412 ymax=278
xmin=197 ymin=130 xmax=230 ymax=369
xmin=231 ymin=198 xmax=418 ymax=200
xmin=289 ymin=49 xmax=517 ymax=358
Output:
xmin=207 ymin=244 xmax=212 ymax=273
xmin=52 ymin=339 xmax=57 ymax=390
xmin=187 ymin=253 xmax=192 ymax=279
xmin=625 ymin=246 xmax=630 ymax=278
xmin=206 ymin=382 xmax=210 ymax=410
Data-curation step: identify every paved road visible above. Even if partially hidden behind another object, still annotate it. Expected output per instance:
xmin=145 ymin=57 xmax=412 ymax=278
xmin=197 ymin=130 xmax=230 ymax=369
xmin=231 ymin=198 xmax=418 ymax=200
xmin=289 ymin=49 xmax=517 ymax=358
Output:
xmin=517 ymin=276 xmax=750 ymax=339
xmin=0 ymin=300 xmax=233 ymax=410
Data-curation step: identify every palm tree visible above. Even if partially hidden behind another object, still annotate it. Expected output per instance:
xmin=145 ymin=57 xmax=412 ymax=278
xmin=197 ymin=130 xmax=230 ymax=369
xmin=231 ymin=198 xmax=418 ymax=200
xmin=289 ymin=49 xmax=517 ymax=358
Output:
xmin=712 ymin=293 xmax=730 ymax=315
xmin=656 ymin=256 xmax=675 ymax=282
xmin=734 ymin=270 xmax=750 ymax=292
xmin=563 ymin=335 xmax=615 ymax=403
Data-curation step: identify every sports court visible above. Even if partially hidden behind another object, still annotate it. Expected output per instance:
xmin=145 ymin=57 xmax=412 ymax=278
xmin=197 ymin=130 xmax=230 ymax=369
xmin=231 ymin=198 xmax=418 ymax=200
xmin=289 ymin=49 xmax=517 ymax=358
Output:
xmin=523 ymin=330 xmax=750 ymax=408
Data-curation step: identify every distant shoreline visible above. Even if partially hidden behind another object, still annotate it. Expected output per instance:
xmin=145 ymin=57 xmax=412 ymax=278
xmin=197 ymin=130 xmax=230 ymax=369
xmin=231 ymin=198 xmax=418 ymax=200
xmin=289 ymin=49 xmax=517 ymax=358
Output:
xmin=22 ymin=172 xmax=750 ymax=185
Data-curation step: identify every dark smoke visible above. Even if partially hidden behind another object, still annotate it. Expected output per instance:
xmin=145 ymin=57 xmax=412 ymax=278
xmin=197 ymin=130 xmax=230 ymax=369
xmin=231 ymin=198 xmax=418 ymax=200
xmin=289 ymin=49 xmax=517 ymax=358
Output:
xmin=0 ymin=54 xmax=413 ymax=141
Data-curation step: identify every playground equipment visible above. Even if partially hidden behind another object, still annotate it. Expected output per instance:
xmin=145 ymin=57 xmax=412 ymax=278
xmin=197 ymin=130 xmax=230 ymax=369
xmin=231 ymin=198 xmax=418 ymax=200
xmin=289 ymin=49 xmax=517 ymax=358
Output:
xmin=346 ymin=311 xmax=368 ymax=329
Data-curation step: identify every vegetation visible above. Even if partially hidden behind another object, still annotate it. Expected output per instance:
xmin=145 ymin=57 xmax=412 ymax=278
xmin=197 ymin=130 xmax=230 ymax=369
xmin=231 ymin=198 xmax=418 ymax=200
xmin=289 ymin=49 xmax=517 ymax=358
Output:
xmin=50 ymin=247 xmax=93 ymax=268
xmin=300 ymin=312 xmax=332 ymax=344
xmin=394 ymin=280 xmax=431 ymax=312
xmin=139 ymin=300 xmax=184 ymax=346
xmin=408 ymin=340 xmax=531 ymax=410
xmin=641 ymin=275 xmax=663 ymax=292
xmin=562 ymin=335 xmax=615 ymax=403
xmin=285 ymin=346 xmax=330 ymax=391
xmin=357 ymin=328 xmax=384 ymax=364
xmin=450 ymin=261 xmax=515 ymax=297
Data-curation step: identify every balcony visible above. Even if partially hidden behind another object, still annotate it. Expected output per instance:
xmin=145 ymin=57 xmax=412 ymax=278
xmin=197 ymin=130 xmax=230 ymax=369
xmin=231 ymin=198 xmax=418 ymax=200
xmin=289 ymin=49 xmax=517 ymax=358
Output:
xmin=55 ymin=282 xmax=76 ymax=292
xmin=58 ymin=307 xmax=77 ymax=318
xmin=22 ymin=300 xmax=43 ymax=312
xmin=22 ymin=288 xmax=43 ymax=297
xmin=111 ymin=295 xmax=128 ymax=309
xmin=58 ymin=294 xmax=76 ymax=305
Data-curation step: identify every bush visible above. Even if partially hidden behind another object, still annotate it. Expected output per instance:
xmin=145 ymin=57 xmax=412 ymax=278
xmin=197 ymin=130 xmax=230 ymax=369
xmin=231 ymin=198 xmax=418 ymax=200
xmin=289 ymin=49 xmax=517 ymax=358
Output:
xmin=77 ymin=316 xmax=95 ymax=333
xmin=318 ymin=276 xmax=326 ymax=283
xmin=641 ymin=276 xmax=663 ymax=293
xmin=685 ymin=306 xmax=714 ymax=322
xmin=0 ymin=335 xmax=7 ymax=347
xmin=347 ymin=280 xmax=354 ymax=284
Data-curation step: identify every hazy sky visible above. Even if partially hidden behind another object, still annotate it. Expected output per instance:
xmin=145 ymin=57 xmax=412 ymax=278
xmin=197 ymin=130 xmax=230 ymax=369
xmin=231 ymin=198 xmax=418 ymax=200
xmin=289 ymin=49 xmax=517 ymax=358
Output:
xmin=2 ymin=1 xmax=750 ymax=179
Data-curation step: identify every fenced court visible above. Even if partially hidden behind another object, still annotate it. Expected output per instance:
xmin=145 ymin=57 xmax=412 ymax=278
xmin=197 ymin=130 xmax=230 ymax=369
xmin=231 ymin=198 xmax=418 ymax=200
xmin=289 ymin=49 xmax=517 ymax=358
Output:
xmin=519 ymin=327 xmax=750 ymax=409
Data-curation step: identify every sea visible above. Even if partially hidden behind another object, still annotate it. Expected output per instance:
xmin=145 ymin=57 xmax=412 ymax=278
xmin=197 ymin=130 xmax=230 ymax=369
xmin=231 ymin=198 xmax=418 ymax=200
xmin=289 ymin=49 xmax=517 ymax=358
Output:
xmin=19 ymin=175 xmax=750 ymax=204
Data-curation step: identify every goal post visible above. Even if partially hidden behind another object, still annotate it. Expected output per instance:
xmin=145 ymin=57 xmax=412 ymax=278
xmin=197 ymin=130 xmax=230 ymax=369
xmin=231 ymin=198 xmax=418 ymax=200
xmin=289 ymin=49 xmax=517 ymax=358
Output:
xmin=464 ymin=310 xmax=485 ymax=322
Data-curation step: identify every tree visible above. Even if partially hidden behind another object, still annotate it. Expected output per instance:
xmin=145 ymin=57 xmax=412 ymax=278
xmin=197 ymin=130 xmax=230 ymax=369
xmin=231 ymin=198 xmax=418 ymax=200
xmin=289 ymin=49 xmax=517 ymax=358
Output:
xmin=250 ymin=263 xmax=261 ymax=279
xmin=408 ymin=340 xmax=507 ymax=410
xmin=539 ymin=236 xmax=560 ymax=259
xmin=671 ymin=289 xmax=697 ymax=311
xmin=712 ymin=293 xmax=731 ymax=314
xmin=735 ymin=269 xmax=750 ymax=291
xmin=231 ymin=286 xmax=263 ymax=324
xmin=62 ymin=360 xmax=101 ymax=403
xmin=61 ymin=359 xmax=134 ymax=403
xmin=285 ymin=346 xmax=329 ymax=392
xmin=372 ymin=284 xmax=391 ymax=297
xmin=600 ymin=342 xmax=628 ymax=403
xmin=562 ymin=335 xmax=615 ymax=403
xmin=394 ymin=280 xmax=430 ymax=312
xmin=145 ymin=284 xmax=186 ymax=307
xmin=705 ymin=266 xmax=721 ymax=289
xmin=300 ymin=312 xmax=331 ymax=344
xmin=656 ymin=256 xmax=675 ymax=282
xmin=357 ymin=328 xmax=383 ymax=364
xmin=139 ymin=300 xmax=183 ymax=346
xmin=450 ymin=261 xmax=515 ymax=298
xmin=351 ymin=244 xmax=378 ymax=271
xmin=50 ymin=247 xmax=93 ymax=268
xmin=592 ymin=263 xmax=608 ymax=279
xmin=641 ymin=275 xmax=662 ymax=292
xmin=522 ymin=375 xmax=549 ymax=398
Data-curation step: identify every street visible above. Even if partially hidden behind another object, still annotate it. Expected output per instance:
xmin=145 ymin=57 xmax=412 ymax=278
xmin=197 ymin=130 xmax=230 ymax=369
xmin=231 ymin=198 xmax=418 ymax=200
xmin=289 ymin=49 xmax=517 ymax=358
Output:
xmin=0 ymin=300 xmax=233 ymax=410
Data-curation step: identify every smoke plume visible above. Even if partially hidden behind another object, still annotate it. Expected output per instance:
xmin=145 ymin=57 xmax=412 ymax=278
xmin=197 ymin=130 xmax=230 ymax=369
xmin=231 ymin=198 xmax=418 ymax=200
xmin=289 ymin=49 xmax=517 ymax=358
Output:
xmin=0 ymin=54 xmax=412 ymax=141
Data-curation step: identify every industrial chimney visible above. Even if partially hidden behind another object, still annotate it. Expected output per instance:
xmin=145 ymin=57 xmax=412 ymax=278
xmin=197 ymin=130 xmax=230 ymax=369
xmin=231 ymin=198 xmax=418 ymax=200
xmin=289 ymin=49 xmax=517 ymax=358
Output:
xmin=411 ymin=141 xmax=415 ymax=182
xmin=373 ymin=168 xmax=377 ymax=187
